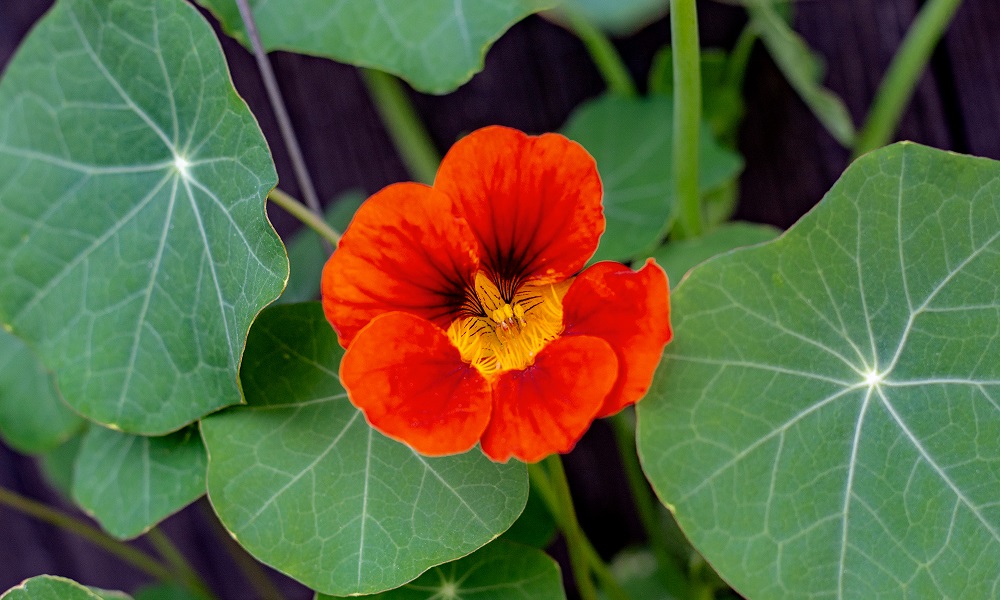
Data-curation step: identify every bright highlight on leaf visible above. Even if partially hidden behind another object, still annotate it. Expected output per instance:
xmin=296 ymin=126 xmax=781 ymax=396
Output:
xmin=638 ymin=143 xmax=1000 ymax=599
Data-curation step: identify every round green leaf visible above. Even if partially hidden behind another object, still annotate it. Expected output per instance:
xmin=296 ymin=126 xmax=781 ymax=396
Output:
xmin=0 ymin=328 xmax=83 ymax=453
xmin=195 ymin=0 xmax=554 ymax=94
xmin=650 ymin=222 xmax=781 ymax=289
xmin=202 ymin=303 xmax=528 ymax=596
xmin=2 ymin=576 xmax=125 ymax=600
xmin=72 ymin=425 xmax=207 ymax=539
xmin=0 ymin=0 xmax=287 ymax=434
xmin=561 ymin=95 xmax=743 ymax=263
xmin=557 ymin=0 xmax=668 ymax=35
xmin=638 ymin=143 xmax=1000 ymax=598
xmin=317 ymin=539 xmax=565 ymax=600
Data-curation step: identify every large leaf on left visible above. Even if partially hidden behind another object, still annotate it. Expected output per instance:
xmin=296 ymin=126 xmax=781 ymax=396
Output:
xmin=0 ymin=0 xmax=287 ymax=434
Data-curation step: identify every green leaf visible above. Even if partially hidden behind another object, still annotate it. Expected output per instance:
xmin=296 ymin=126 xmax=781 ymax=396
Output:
xmin=650 ymin=221 xmax=781 ymax=289
xmin=638 ymin=143 xmax=1000 ymax=598
xmin=557 ymin=0 xmax=669 ymax=35
xmin=0 ymin=0 xmax=288 ymax=434
xmin=71 ymin=424 xmax=206 ymax=539
xmin=600 ymin=548 xmax=679 ymax=600
xmin=39 ymin=428 xmax=86 ymax=498
xmin=194 ymin=0 xmax=555 ymax=94
xmin=281 ymin=191 xmax=363 ymax=304
xmin=500 ymin=484 xmax=557 ymax=549
xmin=133 ymin=584 xmax=204 ymax=600
xmin=202 ymin=302 xmax=528 ymax=596
xmin=0 ymin=328 xmax=83 ymax=453
xmin=746 ymin=0 xmax=856 ymax=146
xmin=1 ymin=577 xmax=126 ymax=600
xmin=317 ymin=539 xmax=565 ymax=600
xmin=561 ymin=95 xmax=743 ymax=263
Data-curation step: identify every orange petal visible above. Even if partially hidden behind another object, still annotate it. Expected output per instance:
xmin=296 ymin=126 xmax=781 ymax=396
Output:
xmin=340 ymin=312 xmax=492 ymax=456
xmin=321 ymin=182 xmax=480 ymax=347
xmin=562 ymin=260 xmax=671 ymax=417
xmin=434 ymin=126 xmax=604 ymax=285
xmin=481 ymin=336 xmax=617 ymax=463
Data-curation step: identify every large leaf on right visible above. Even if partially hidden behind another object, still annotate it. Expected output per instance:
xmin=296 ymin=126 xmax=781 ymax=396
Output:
xmin=202 ymin=302 xmax=528 ymax=596
xmin=638 ymin=143 xmax=1000 ymax=598
xmin=195 ymin=0 xmax=554 ymax=94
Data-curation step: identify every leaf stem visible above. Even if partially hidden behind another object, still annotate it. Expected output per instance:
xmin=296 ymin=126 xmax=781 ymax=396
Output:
xmin=268 ymin=188 xmax=341 ymax=246
xmin=560 ymin=7 xmax=638 ymax=97
xmin=0 ymin=485 xmax=175 ymax=583
xmin=200 ymin=501 xmax=287 ymax=600
xmin=233 ymin=0 xmax=331 ymax=253
xmin=853 ymin=0 xmax=965 ymax=157
xmin=610 ymin=411 xmax=689 ymax=597
xmin=670 ymin=0 xmax=703 ymax=240
xmin=361 ymin=69 xmax=441 ymax=185
xmin=146 ymin=527 xmax=216 ymax=600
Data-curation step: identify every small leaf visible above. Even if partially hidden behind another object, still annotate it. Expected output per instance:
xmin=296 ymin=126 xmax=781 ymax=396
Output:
xmin=561 ymin=95 xmax=743 ymax=263
xmin=552 ymin=0 xmax=669 ymax=35
xmin=601 ymin=548 xmax=680 ymax=600
xmin=2 ymin=576 xmax=125 ymax=600
xmin=317 ymin=539 xmax=565 ymax=600
xmin=500 ymin=485 xmax=557 ymax=549
xmin=39 ymin=429 xmax=86 ymax=499
xmin=133 ymin=584 xmax=204 ymax=600
xmin=194 ymin=0 xmax=555 ymax=94
xmin=202 ymin=303 xmax=528 ymax=596
xmin=0 ymin=328 xmax=83 ymax=453
xmin=72 ymin=425 xmax=207 ymax=539
xmin=650 ymin=221 xmax=781 ymax=289
xmin=0 ymin=0 xmax=288 ymax=434
xmin=638 ymin=143 xmax=1000 ymax=598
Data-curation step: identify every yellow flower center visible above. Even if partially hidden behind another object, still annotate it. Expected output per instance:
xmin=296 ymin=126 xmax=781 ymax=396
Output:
xmin=447 ymin=273 xmax=566 ymax=374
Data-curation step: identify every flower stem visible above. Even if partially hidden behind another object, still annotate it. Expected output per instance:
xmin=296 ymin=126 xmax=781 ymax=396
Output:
xmin=853 ymin=0 xmax=964 ymax=157
xmin=610 ymin=411 xmax=688 ymax=597
xmin=0 ymin=485 xmax=175 ymax=583
xmin=268 ymin=187 xmax=341 ymax=246
xmin=233 ymin=0 xmax=330 ymax=253
xmin=670 ymin=0 xmax=703 ymax=240
xmin=146 ymin=527 xmax=217 ymax=600
xmin=560 ymin=8 xmax=638 ymax=97
xmin=361 ymin=69 xmax=441 ymax=185
xmin=200 ymin=501 xmax=287 ymax=600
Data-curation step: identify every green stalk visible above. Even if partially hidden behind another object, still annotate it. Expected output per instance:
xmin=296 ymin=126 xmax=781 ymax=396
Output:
xmin=670 ymin=0 xmax=703 ymax=240
xmin=0 ymin=485 xmax=175 ymax=583
xmin=146 ymin=527 xmax=216 ymax=600
xmin=853 ymin=0 xmax=965 ymax=157
xmin=560 ymin=8 xmax=638 ymax=97
xmin=610 ymin=411 xmax=688 ymax=597
xmin=361 ymin=69 xmax=441 ymax=185
xmin=268 ymin=187 xmax=341 ymax=246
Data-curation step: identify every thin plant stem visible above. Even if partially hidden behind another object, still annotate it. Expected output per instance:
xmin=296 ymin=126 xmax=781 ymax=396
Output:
xmin=560 ymin=7 xmax=637 ymax=97
xmin=670 ymin=0 xmax=703 ymax=240
xmin=268 ymin=187 xmax=341 ymax=246
xmin=361 ymin=69 xmax=441 ymax=185
xmin=610 ymin=411 xmax=688 ymax=597
xmin=853 ymin=0 xmax=965 ymax=157
xmin=146 ymin=527 xmax=217 ymax=600
xmin=724 ymin=23 xmax=758 ymax=93
xmin=0 ymin=485 xmax=175 ymax=583
xmin=200 ymin=501 xmax=286 ymax=600
xmin=233 ymin=0 xmax=331 ymax=254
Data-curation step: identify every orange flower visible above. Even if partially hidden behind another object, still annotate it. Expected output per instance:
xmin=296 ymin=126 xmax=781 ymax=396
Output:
xmin=321 ymin=126 xmax=671 ymax=463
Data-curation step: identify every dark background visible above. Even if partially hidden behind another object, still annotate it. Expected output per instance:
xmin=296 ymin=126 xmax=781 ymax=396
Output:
xmin=2 ymin=0 xmax=998 ymax=597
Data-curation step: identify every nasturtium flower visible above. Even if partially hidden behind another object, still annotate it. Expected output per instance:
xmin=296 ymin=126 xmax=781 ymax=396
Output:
xmin=321 ymin=126 xmax=671 ymax=463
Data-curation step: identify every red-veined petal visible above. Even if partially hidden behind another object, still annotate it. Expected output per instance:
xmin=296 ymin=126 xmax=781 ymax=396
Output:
xmin=481 ymin=336 xmax=617 ymax=463
xmin=434 ymin=126 xmax=604 ymax=285
xmin=321 ymin=182 xmax=479 ymax=347
xmin=562 ymin=259 xmax=671 ymax=417
xmin=340 ymin=312 xmax=491 ymax=456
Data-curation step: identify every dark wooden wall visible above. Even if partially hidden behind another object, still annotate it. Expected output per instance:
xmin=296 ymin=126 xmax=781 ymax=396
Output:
xmin=2 ymin=0 xmax=999 ymax=597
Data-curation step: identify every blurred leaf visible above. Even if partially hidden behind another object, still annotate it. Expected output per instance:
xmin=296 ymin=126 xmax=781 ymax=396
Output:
xmin=72 ymin=425 xmax=206 ymax=539
xmin=561 ymin=95 xmax=743 ymax=263
xmin=746 ymin=0 xmax=856 ymax=146
xmin=202 ymin=303 xmax=528 ymax=596
xmin=651 ymin=221 xmax=781 ymax=288
xmin=500 ymin=484 xmax=557 ymax=549
xmin=195 ymin=0 xmax=555 ymax=94
xmin=38 ymin=428 xmax=86 ymax=499
xmin=0 ymin=328 xmax=83 ymax=453
xmin=0 ymin=0 xmax=287 ymax=434
xmin=317 ymin=539 xmax=565 ymax=599
xmin=1 ymin=577 xmax=126 ymax=600
xmin=549 ymin=0 xmax=669 ymax=36
xmin=599 ymin=548 xmax=679 ymax=600
xmin=133 ymin=584 xmax=204 ymax=600
xmin=281 ymin=191 xmax=364 ymax=304
xmin=639 ymin=143 xmax=1000 ymax=598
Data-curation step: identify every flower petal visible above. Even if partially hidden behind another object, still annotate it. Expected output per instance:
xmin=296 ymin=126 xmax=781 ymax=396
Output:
xmin=434 ymin=126 xmax=604 ymax=284
xmin=321 ymin=182 xmax=480 ymax=347
xmin=340 ymin=312 xmax=492 ymax=456
xmin=562 ymin=259 xmax=672 ymax=417
xmin=481 ymin=336 xmax=617 ymax=463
